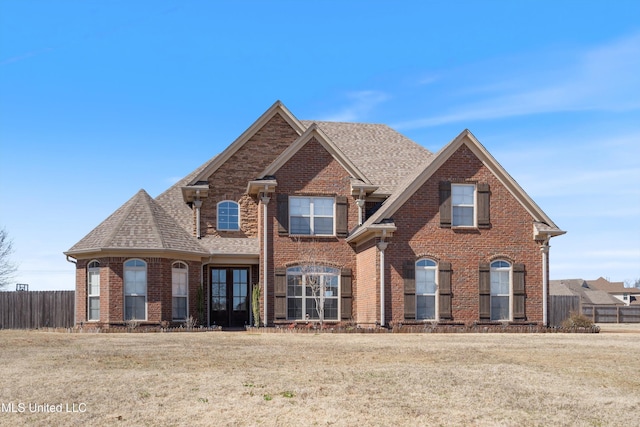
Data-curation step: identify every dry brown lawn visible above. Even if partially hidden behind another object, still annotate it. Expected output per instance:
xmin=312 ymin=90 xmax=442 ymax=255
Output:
xmin=0 ymin=328 xmax=639 ymax=426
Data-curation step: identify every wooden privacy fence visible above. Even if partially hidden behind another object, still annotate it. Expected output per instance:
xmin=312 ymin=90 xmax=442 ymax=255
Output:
xmin=581 ymin=305 xmax=640 ymax=323
xmin=549 ymin=295 xmax=580 ymax=327
xmin=0 ymin=291 xmax=75 ymax=329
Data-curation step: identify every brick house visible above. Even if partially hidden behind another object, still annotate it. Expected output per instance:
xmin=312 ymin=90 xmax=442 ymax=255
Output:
xmin=65 ymin=101 xmax=565 ymax=328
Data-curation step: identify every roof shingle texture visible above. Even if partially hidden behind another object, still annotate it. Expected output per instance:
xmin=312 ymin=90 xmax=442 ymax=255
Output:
xmin=302 ymin=121 xmax=433 ymax=195
xmin=67 ymin=189 xmax=205 ymax=254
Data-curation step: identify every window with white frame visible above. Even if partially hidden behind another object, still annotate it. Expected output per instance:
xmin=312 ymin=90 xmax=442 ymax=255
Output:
xmin=452 ymin=184 xmax=475 ymax=227
xmin=87 ymin=260 xmax=100 ymax=321
xmin=124 ymin=259 xmax=147 ymax=320
xmin=416 ymin=259 xmax=437 ymax=320
xmin=490 ymin=260 xmax=511 ymax=321
xmin=289 ymin=197 xmax=335 ymax=236
xmin=217 ymin=200 xmax=240 ymax=231
xmin=287 ymin=266 xmax=339 ymax=320
xmin=172 ymin=261 xmax=188 ymax=320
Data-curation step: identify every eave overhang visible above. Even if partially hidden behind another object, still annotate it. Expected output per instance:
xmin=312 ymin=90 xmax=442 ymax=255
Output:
xmin=246 ymin=179 xmax=278 ymax=196
xmin=533 ymin=222 xmax=567 ymax=241
xmin=350 ymin=179 xmax=379 ymax=197
xmin=346 ymin=222 xmax=397 ymax=245
xmin=181 ymin=185 xmax=209 ymax=203
xmin=63 ymin=247 xmax=209 ymax=260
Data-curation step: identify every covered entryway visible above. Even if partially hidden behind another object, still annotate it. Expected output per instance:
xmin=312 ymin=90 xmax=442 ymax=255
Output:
xmin=210 ymin=267 xmax=250 ymax=328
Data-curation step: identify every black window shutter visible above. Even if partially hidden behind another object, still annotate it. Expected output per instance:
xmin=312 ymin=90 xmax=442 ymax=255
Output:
xmin=336 ymin=196 xmax=348 ymax=237
xmin=477 ymin=183 xmax=491 ymax=229
xmin=438 ymin=262 xmax=453 ymax=320
xmin=479 ymin=263 xmax=491 ymax=320
xmin=340 ymin=268 xmax=352 ymax=320
xmin=276 ymin=194 xmax=289 ymax=236
xmin=439 ymin=181 xmax=452 ymax=228
xmin=512 ymin=263 xmax=526 ymax=320
xmin=274 ymin=268 xmax=287 ymax=320
xmin=404 ymin=261 xmax=416 ymax=320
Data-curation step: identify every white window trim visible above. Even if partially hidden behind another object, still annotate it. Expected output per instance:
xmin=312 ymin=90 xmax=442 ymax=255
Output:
xmin=286 ymin=266 xmax=340 ymax=321
xmin=416 ymin=259 xmax=438 ymax=321
xmin=172 ymin=261 xmax=189 ymax=321
xmin=289 ymin=196 xmax=336 ymax=236
xmin=87 ymin=260 xmax=100 ymax=322
xmin=124 ymin=259 xmax=147 ymax=321
xmin=452 ymin=183 xmax=477 ymax=228
xmin=217 ymin=200 xmax=240 ymax=231
xmin=490 ymin=260 xmax=512 ymax=322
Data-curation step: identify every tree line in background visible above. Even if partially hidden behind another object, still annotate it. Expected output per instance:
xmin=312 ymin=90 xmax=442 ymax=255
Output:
xmin=0 ymin=227 xmax=17 ymax=290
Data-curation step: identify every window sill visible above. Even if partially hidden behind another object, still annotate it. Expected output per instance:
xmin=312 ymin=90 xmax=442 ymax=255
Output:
xmin=451 ymin=226 xmax=480 ymax=234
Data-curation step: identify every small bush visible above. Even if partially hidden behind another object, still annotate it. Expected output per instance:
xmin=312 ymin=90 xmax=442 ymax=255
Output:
xmin=562 ymin=311 xmax=594 ymax=329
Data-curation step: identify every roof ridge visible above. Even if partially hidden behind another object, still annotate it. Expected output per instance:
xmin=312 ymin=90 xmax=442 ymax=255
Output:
xmin=142 ymin=191 xmax=167 ymax=249
xmin=103 ymin=189 xmax=146 ymax=248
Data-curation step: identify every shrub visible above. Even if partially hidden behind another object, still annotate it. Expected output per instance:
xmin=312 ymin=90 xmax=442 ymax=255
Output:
xmin=562 ymin=311 xmax=594 ymax=329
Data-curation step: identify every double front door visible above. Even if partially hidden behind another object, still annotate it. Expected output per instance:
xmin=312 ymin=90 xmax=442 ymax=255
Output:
xmin=211 ymin=267 xmax=249 ymax=328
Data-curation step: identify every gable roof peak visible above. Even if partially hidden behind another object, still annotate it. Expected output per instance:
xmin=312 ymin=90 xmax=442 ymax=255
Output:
xmin=188 ymin=101 xmax=305 ymax=185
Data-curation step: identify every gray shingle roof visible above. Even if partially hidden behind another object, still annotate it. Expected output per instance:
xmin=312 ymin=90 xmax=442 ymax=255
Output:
xmin=199 ymin=237 xmax=260 ymax=255
xmin=550 ymin=279 xmax=622 ymax=305
xmin=66 ymin=189 xmax=206 ymax=255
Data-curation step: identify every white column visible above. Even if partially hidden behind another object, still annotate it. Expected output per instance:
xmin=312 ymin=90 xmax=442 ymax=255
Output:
xmin=378 ymin=241 xmax=388 ymax=327
xmin=261 ymin=194 xmax=271 ymax=326
xmin=541 ymin=237 xmax=550 ymax=326
xmin=193 ymin=199 xmax=203 ymax=239
xmin=355 ymin=198 xmax=365 ymax=225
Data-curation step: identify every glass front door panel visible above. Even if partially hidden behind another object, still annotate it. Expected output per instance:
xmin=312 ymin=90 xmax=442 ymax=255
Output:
xmin=211 ymin=267 xmax=249 ymax=327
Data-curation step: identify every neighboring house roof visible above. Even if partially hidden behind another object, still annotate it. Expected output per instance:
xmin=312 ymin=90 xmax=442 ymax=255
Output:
xmin=347 ymin=129 xmax=565 ymax=243
xmin=66 ymin=189 xmax=206 ymax=256
xmin=550 ymin=279 xmax=622 ymax=305
xmin=586 ymin=277 xmax=638 ymax=294
xmin=549 ymin=281 xmax=576 ymax=296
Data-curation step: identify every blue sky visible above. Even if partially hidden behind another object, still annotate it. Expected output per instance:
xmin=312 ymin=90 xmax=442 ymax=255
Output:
xmin=1 ymin=0 xmax=639 ymax=290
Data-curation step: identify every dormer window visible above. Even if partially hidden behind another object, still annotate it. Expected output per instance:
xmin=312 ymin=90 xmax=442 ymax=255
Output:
xmin=217 ymin=201 xmax=240 ymax=231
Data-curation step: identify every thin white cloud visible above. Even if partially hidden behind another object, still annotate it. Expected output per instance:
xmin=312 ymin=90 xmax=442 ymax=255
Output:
xmin=320 ymin=90 xmax=390 ymax=122
xmin=394 ymin=32 xmax=640 ymax=129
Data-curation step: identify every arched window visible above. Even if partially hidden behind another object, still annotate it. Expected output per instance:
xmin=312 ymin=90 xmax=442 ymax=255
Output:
xmin=287 ymin=266 xmax=339 ymax=321
xmin=172 ymin=261 xmax=188 ymax=320
xmin=416 ymin=259 xmax=438 ymax=320
xmin=217 ymin=200 xmax=240 ymax=231
xmin=87 ymin=260 xmax=100 ymax=321
xmin=124 ymin=259 xmax=147 ymax=320
xmin=490 ymin=260 xmax=511 ymax=321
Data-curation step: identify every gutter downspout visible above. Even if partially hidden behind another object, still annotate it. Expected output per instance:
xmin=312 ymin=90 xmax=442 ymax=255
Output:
xmin=378 ymin=231 xmax=388 ymax=327
xmin=261 ymin=189 xmax=271 ymax=327
xmin=541 ymin=235 xmax=551 ymax=326
xmin=66 ymin=255 xmax=77 ymax=326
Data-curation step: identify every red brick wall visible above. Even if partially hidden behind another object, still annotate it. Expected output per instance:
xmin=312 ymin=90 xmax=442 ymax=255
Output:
xmin=386 ymin=143 xmax=543 ymax=324
xmin=200 ymin=113 xmax=300 ymax=238
xmin=75 ymin=259 xmax=87 ymax=324
xmin=265 ymin=137 xmax=359 ymax=324
xmin=75 ymin=256 xmax=203 ymax=327
xmin=355 ymin=239 xmax=378 ymax=325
